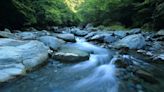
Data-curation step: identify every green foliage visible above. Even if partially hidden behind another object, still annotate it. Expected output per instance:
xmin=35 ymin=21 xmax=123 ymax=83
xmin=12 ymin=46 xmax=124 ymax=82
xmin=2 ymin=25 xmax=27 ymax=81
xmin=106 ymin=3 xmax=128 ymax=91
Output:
xmin=78 ymin=0 xmax=164 ymax=30
xmin=0 ymin=0 xmax=82 ymax=29
xmin=0 ymin=0 xmax=163 ymax=30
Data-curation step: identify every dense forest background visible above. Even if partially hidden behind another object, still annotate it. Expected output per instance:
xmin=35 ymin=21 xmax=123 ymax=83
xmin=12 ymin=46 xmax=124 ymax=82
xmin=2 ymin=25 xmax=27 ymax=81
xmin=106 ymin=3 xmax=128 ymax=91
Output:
xmin=0 ymin=0 xmax=163 ymax=30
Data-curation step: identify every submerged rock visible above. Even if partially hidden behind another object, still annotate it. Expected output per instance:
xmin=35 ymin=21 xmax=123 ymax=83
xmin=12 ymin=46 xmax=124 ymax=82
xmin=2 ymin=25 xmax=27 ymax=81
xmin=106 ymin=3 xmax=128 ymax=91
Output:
xmin=112 ymin=55 xmax=133 ymax=68
xmin=52 ymin=46 xmax=90 ymax=63
xmin=114 ymin=34 xmax=145 ymax=49
xmin=135 ymin=70 xmax=158 ymax=84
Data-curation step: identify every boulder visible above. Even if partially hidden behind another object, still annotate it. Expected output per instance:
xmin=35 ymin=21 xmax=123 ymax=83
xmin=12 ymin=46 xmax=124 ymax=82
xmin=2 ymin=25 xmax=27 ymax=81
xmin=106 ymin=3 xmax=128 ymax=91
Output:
xmin=0 ymin=64 xmax=25 ymax=82
xmin=129 ymin=28 xmax=141 ymax=34
xmin=0 ymin=31 xmax=16 ymax=38
xmin=89 ymin=34 xmax=104 ymax=42
xmin=0 ymin=38 xmax=27 ymax=46
xmin=154 ymin=54 xmax=164 ymax=61
xmin=52 ymin=46 xmax=90 ymax=63
xmin=16 ymin=31 xmax=49 ymax=40
xmin=156 ymin=29 xmax=164 ymax=36
xmin=56 ymin=33 xmax=76 ymax=42
xmin=16 ymin=32 xmax=38 ymax=40
xmin=38 ymin=36 xmax=65 ymax=50
xmin=48 ymin=26 xmax=61 ymax=33
xmin=114 ymin=34 xmax=145 ymax=49
xmin=114 ymin=31 xmax=128 ymax=38
xmin=84 ymin=32 xmax=97 ymax=39
xmin=71 ymin=28 xmax=89 ymax=36
xmin=4 ymin=28 xmax=11 ymax=32
xmin=0 ymin=39 xmax=49 ymax=82
xmin=112 ymin=55 xmax=133 ymax=68
xmin=17 ymin=41 xmax=49 ymax=69
xmin=103 ymin=34 xmax=117 ymax=43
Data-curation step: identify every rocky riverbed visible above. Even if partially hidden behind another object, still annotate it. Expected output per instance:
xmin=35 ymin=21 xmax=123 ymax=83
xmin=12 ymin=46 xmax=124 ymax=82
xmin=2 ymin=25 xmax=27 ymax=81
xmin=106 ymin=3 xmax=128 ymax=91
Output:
xmin=0 ymin=26 xmax=164 ymax=92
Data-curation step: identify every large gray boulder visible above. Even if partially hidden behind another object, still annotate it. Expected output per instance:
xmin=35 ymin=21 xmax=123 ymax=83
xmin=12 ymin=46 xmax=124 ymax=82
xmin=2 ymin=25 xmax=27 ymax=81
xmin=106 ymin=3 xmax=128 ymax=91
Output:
xmin=0 ymin=38 xmax=27 ymax=46
xmin=17 ymin=41 xmax=49 ymax=69
xmin=16 ymin=31 xmax=49 ymax=40
xmin=71 ymin=28 xmax=89 ymax=36
xmin=16 ymin=32 xmax=38 ymax=40
xmin=38 ymin=36 xmax=65 ymax=50
xmin=52 ymin=46 xmax=90 ymax=63
xmin=0 ymin=39 xmax=49 ymax=82
xmin=114 ymin=34 xmax=145 ymax=49
xmin=56 ymin=33 xmax=76 ymax=42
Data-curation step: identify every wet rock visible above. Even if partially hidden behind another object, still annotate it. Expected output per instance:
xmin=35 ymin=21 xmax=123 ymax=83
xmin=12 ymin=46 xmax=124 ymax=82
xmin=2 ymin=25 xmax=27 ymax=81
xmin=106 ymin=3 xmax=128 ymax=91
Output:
xmin=113 ymin=55 xmax=133 ymax=68
xmin=4 ymin=28 xmax=11 ymax=32
xmin=156 ymin=36 xmax=164 ymax=41
xmin=129 ymin=28 xmax=141 ymax=34
xmin=56 ymin=33 xmax=76 ymax=42
xmin=114 ymin=31 xmax=128 ymax=38
xmin=149 ymin=42 xmax=162 ymax=51
xmin=156 ymin=29 xmax=164 ymax=36
xmin=85 ymin=24 xmax=98 ymax=31
xmin=0 ymin=31 xmax=16 ymax=38
xmin=154 ymin=54 xmax=164 ymax=61
xmin=15 ymin=31 xmax=49 ymax=40
xmin=52 ymin=46 xmax=90 ymax=63
xmin=0 ymin=64 xmax=25 ymax=82
xmin=71 ymin=28 xmax=88 ymax=36
xmin=38 ymin=36 xmax=65 ymax=50
xmin=103 ymin=34 xmax=117 ymax=43
xmin=15 ymin=32 xmax=38 ymax=40
xmin=89 ymin=34 xmax=104 ymax=42
xmin=85 ymin=23 xmax=93 ymax=29
xmin=114 ymin=34 xmax=145 ymax=49
xmin=0 ymin=38 xmax=27 ymax=46
xmin=17 ymin=41 xmax=49 ymax=69
xmin=48 ymin=26 xmax=61 ymax=33
xmin=0 ymin=40 xmax=49 ymax=82
xmin=137 ymin=50 xmax=153 ymax=57
xmin=135 ymin=70 xmax=158 ymax=84
xmin=84 ymin=32 xmax=97 ymax=39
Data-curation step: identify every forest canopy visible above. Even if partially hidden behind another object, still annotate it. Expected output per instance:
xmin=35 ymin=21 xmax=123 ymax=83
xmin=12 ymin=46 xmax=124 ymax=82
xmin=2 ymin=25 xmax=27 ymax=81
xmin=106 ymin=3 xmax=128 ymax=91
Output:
xmin=0 ymin=0 xmax=163 ymax=30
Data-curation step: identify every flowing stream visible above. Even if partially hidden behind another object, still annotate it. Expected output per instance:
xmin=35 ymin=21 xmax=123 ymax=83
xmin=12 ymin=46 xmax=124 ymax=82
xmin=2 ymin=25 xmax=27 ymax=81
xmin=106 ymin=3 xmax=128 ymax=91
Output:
xmin=0 ymin=38 xmax=118 ymax=92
